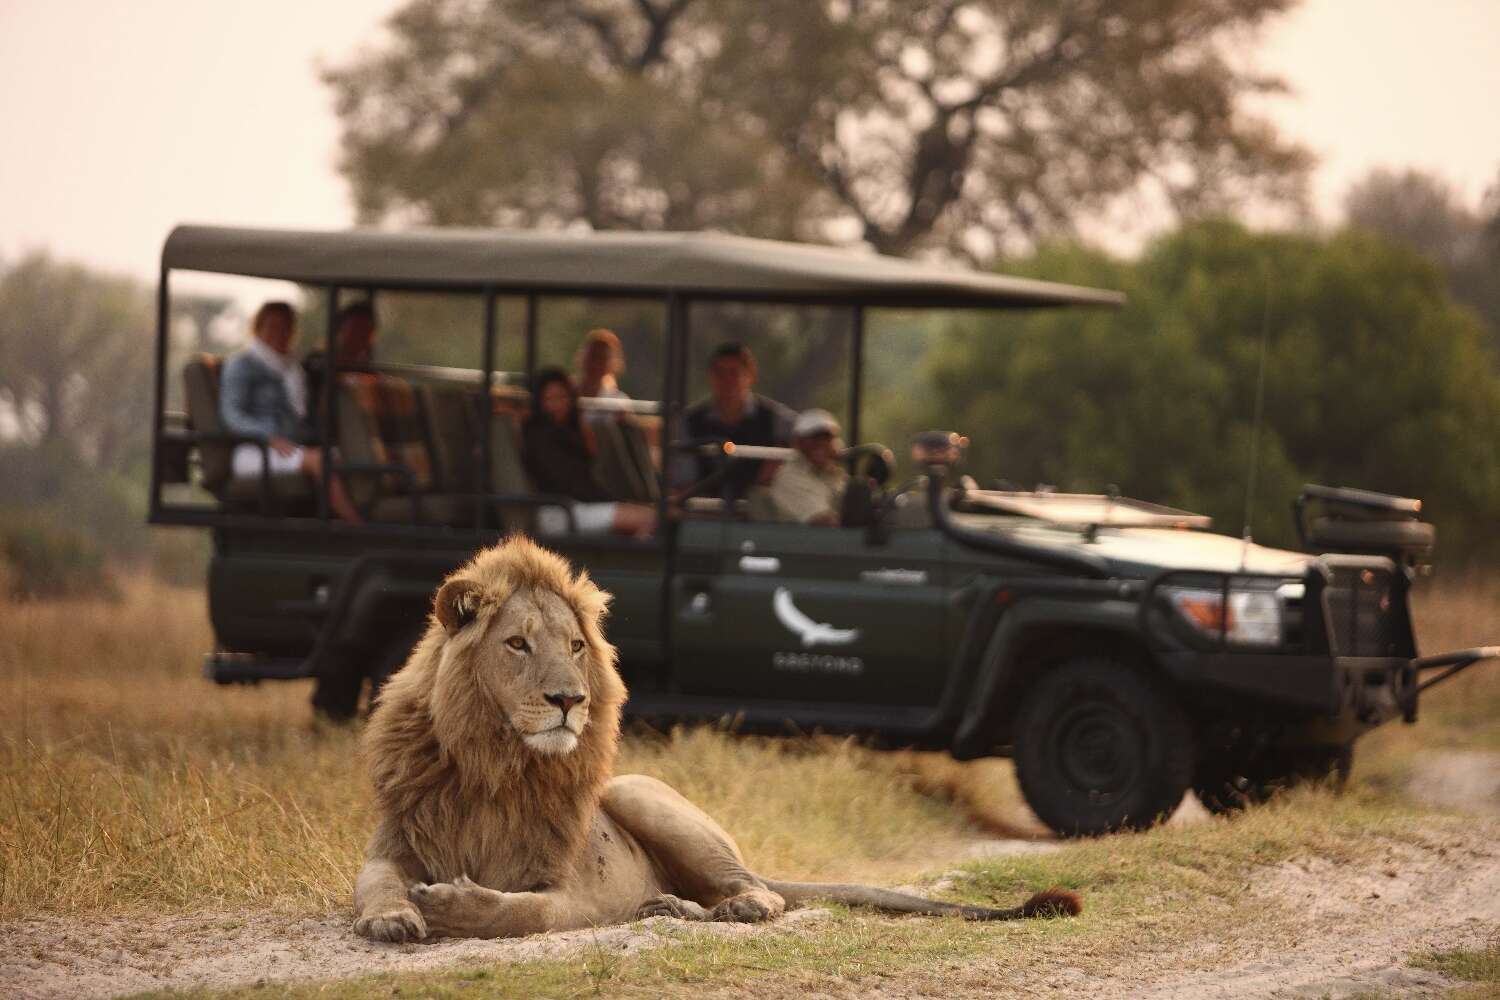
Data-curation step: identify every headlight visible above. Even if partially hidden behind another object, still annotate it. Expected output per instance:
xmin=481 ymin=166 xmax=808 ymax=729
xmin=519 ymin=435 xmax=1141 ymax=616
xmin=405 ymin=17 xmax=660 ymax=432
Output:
xmin=1164 ymin=583 xmax=1284 ymax=647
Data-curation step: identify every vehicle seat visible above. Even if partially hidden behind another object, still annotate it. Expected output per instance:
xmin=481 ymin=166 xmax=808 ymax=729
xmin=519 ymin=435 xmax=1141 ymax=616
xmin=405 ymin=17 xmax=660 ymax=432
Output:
xmin=487 ymin=413 xmax=538 ymax=532
xmin=592 ymin=419 xmax=658 ymax=503
xmin=419 ymin=385 xmax=481 ymax=493
xmin=337 ymin=374 xmax=472 ymax=526
xmin=182 ymin=355 xmax=312 ymax=511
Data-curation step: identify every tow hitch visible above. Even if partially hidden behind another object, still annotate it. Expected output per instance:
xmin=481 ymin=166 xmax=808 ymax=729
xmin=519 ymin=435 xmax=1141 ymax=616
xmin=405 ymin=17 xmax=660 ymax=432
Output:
xmin=1403 ymin=646 xmax=1500 ymax=722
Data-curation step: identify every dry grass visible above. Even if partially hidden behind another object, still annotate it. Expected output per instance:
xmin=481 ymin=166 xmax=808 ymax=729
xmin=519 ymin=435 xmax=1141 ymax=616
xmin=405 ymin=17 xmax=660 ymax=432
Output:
xmin=0 ymin=580 xmax=365 ymax=916
xmin=0 ymin=579 xmax=985 ymax=920
xmin=2 ymin=570 xmax=1497 ymax=926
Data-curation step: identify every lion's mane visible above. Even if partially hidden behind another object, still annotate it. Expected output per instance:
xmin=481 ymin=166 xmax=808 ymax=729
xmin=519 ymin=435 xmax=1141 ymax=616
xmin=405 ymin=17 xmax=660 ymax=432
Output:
xmin=361 ymin=537 xmax=626 ymax=890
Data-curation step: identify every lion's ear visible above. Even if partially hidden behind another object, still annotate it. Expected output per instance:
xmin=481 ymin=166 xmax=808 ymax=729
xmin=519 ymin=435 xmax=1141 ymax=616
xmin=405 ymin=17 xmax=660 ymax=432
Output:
xmin=434 ymin=578 xmax=484 ymax=635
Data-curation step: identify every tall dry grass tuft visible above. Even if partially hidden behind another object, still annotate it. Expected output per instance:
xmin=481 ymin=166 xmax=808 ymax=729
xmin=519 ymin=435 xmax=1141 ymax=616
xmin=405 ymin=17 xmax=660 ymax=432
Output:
xmin=0 ymin=578 xmax=368 ymax=916
xmin=620 ymin=728 xmax=986 ymax=882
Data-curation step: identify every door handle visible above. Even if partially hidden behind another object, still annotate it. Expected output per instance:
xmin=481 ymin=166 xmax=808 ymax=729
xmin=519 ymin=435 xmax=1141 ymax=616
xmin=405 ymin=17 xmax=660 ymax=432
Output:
xmin=738 ymin=555 xmax=781 ymax=574
xmin=860 ymin=568 xmax=928 ymax=586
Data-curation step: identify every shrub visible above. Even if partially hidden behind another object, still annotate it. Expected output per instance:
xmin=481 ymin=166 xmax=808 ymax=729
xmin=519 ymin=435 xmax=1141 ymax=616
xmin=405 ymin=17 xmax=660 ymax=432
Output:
xmin=0 ymin=507 xmax=114 ymax=600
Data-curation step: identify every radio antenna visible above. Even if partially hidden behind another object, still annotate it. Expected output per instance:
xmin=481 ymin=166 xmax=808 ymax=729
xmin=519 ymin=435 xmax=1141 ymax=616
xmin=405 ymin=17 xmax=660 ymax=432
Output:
xmin=1239 ymin=260 xmax=1274 ymax=571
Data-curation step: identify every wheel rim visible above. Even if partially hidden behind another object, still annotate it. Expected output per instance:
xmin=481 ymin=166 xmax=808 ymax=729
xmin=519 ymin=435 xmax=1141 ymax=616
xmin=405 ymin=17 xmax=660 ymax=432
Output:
xmin=1049 ymin=699 xmax=1142 ymax=804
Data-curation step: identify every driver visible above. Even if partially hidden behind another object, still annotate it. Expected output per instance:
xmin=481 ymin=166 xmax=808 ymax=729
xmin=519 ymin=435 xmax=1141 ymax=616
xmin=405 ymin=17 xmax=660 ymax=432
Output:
xmin=769 ymin=409 xmax=848 ymax=525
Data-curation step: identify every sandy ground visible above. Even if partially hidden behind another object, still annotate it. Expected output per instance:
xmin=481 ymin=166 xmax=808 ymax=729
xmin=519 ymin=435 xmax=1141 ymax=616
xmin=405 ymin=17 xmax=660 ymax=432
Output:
xmin=3 ymin=756 xmax=1497 ymax=1000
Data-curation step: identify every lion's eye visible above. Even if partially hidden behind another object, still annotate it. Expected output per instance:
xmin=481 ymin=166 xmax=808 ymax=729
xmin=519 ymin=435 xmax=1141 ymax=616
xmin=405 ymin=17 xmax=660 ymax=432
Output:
xmin=505 ymin=636 xmax=529 ymax=653
xmin=570 ymin=639 xmax=585 ymax=654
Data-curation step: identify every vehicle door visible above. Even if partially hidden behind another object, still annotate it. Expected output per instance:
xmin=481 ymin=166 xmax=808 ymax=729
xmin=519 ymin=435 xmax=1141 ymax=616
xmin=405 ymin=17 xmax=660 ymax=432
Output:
xmin=671 ymin=517 xmax=951 ymax=707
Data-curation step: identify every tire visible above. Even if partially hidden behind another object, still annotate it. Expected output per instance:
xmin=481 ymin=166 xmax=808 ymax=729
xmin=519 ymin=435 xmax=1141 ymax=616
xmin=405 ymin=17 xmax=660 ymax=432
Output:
xmin=365 ymin=627 xmax=424 ymax=711
xmin=311 ymin=627 xmax=422 ymax=721
xmin=311 ymin=649 xmax=365 ymax=723
xmin=1194 ymin=742 xmax=1353 ymax=814
xmin=1013 ymin=657 xmax=1194 ymax=837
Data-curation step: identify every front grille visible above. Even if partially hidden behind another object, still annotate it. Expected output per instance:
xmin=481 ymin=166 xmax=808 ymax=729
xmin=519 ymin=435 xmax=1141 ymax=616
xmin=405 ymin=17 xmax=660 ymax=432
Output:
xmin=1324 ymin=566 xmax=1398 ymax=656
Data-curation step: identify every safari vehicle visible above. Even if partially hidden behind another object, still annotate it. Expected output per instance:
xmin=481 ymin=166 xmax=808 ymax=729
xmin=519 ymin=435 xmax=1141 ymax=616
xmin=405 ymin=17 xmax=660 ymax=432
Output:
xmin=150 ymin=225 xmax=1497 ymax=837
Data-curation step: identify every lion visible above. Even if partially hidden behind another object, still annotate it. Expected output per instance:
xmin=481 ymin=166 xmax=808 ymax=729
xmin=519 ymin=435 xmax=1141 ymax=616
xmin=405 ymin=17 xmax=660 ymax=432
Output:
xmin=353 ymin=536 xmax=1080 ymax=942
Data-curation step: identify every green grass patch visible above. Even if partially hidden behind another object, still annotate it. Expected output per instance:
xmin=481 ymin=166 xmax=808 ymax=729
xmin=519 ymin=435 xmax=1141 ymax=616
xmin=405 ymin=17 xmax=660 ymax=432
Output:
xmin=1412 ymin=942 xmax=1500 ymax=982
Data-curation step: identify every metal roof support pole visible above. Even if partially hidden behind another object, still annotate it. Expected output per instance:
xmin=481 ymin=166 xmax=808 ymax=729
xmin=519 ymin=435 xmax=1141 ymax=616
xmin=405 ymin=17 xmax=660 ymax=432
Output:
xmin=478 ymin=288 xmax=497 ymax=532
xmin=320 ymin=285 xmax=339 ymax=525
xmin=656 ymin=291 xmax=687 ymax=689
xmin=524 ymin=293 xmax=538 ymax=379
xmin=659 ymin=292 xmax=686 ymax=512
xmin=149 ymin=267 xmax=170 ymax=522
xmin=848 ymin=304 xmax=865 ymax=446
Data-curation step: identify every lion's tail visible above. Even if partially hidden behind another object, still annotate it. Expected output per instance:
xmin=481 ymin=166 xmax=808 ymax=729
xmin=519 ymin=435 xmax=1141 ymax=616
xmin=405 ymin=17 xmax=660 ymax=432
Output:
xmin=761 ymin=879 xmax=1081 ymax=921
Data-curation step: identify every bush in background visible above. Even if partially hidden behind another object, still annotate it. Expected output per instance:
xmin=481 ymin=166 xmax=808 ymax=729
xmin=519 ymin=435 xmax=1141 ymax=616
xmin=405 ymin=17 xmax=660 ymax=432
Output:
xmin=0 ymin=507 xmax=114 ymax=600
xmin=891 ymin=221 xmax=1500 ymax=560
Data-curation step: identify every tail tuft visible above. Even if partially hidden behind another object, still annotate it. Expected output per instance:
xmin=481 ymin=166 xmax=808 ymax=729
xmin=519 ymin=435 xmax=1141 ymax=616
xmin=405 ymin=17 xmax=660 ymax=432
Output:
xmin=1020 ymin=888 xmax=1082 ymax=918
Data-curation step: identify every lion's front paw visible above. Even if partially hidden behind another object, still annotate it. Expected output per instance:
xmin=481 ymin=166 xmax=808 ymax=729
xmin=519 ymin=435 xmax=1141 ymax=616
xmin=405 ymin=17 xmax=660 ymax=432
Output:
xmin=354 ymin=902 xmax=427 ymax=943
xmin=637 ymin=893 xmax=709 ymax=921
xmin=409 ymin=877 xmax=486 ymax=937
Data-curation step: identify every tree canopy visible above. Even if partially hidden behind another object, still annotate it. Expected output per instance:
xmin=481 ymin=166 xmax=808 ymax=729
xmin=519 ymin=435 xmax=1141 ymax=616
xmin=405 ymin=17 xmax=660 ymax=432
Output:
xmin=889 ymin=220 xmax=1500 ymax=558
xmin=0 ymin=252 xmax=154 ymax=471
xmin=327 ymin=0 xmax=1309 ymax=257
xmin=1345 ymin=167 xmax=1500 ymax=346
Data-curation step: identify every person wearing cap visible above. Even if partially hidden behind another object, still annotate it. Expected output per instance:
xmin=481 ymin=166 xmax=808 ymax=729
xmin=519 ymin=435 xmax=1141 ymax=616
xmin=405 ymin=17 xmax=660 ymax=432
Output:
xmin=675 ymin=342 xmax=795 ymax=499
xmin=770 ymin=408 xmax=849 ymax=526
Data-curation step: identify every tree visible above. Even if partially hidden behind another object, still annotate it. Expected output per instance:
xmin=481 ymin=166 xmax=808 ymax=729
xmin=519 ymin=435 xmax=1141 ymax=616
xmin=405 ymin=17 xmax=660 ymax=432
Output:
xmin=0 ymin=253 xmax=154 ymax=471
xmin=900 ymin=221 xmax=1500 ymax=560
xmin=1345 ymin=167 xmax=1500 ymax=340
xmin=326 ymin=0 xmax=1309 ymax=257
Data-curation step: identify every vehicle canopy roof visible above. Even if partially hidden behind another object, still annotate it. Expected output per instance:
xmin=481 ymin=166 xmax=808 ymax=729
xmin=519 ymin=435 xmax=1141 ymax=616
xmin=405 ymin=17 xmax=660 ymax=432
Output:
xmin=162 ymin=225 xmax=1123 ymax=309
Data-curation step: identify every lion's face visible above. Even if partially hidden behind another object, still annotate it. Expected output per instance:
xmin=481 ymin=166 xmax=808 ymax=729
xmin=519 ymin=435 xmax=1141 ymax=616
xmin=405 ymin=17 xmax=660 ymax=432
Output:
xmin=469 ymin=587 xmax=594 ymax=756
xmin=416 ymin=539 xmax=622 ymax=768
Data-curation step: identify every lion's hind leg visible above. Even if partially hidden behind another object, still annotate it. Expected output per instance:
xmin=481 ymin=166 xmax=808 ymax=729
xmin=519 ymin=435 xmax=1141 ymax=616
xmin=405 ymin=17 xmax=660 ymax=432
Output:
xmin=708 ymin=887 xmax=784 ymax=923
xmin=604 ymin=775 xmax=786 ymax=924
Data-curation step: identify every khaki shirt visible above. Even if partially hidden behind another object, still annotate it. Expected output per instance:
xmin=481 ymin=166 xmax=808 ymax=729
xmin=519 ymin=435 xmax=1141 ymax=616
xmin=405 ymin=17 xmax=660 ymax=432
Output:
xmin=769 ymin=453 xmax=848 ymax=524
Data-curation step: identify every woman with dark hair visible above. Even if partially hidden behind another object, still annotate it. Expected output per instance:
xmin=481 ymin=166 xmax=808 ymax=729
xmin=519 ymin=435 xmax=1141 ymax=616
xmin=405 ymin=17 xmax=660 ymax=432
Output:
xmin=521 ymin=367 xmax=655 ymax=537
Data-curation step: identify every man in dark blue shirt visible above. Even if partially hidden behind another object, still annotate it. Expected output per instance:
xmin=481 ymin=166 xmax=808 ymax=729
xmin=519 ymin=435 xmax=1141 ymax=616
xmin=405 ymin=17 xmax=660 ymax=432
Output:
xmin=675 ymin=342 xmax=795 ymax=499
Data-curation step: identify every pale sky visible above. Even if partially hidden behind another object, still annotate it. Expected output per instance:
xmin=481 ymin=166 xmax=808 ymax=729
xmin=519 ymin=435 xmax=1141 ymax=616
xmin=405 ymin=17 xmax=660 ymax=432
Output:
xmin=1 ymin=0 xmax=1498 ymax=284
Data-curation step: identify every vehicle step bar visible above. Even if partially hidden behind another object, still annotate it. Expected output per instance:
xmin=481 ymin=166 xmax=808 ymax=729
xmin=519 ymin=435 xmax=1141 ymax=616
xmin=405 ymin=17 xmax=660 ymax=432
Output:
xmin=204 ymin=652 xmax=313 ymax=684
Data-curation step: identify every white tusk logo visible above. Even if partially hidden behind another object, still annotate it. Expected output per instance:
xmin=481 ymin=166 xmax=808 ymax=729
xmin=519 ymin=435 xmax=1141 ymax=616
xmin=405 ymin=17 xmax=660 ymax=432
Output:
xmin=773 ymin=588 xmax=860 ymax=648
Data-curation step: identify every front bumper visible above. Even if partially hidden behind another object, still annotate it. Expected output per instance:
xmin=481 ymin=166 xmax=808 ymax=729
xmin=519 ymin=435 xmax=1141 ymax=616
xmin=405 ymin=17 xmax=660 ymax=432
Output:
xmin=1162 ymin=645 xmax=1500 ymax=734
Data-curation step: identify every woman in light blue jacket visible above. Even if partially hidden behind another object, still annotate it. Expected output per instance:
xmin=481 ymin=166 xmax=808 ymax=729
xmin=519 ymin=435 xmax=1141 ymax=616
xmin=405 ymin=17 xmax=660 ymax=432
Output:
xmin=219 ymin=301 xmax=362 ymax=522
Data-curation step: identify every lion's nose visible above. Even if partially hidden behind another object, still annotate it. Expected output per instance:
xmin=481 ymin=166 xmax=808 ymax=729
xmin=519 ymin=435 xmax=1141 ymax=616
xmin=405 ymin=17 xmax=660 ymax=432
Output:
xmin=544 ymin=692 xmax=587 ymax=717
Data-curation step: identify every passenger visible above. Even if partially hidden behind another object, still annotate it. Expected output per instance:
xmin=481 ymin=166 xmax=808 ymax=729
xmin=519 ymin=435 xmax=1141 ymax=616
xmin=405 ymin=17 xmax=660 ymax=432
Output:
xmin=521 ymin=368 xmax=656 ymax=538
xmin=676 ymin=342 xmax=795 ymax=499
xmin=769 ymin=409 xmax=848 ymax=526
xmin=219 ymin=301 xmax=363 ymax=523
xmin=304 ymin=301 xmax=378 ymax=425
xmin=575 ymin=327 xmax=630 ymax=424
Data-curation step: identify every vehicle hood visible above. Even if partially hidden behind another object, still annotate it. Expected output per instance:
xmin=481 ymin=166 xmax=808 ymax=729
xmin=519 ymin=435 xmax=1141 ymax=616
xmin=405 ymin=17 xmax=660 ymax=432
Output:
xmin=952 ymin=513 xmax=1315 ymax=579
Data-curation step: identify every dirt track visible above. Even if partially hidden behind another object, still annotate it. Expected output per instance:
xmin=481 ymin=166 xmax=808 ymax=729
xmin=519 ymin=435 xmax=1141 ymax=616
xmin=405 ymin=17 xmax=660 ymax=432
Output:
xmin=5 ymin=755 xmax=1499 ymax=1000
